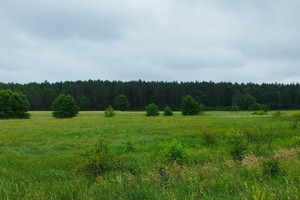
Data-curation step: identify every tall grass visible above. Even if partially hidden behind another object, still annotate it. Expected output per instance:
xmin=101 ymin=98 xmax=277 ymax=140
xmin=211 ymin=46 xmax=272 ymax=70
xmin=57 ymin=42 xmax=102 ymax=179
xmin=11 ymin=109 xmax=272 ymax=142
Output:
xmin=0 ymin=111 xmax=299 ymax=199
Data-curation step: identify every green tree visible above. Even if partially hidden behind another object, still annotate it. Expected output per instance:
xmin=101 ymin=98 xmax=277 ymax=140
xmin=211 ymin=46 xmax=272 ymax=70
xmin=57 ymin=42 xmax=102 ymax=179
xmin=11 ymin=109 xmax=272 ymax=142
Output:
xmin=163 ymin=106 xmax=173 ymax=116
xmin=146 ymin=103 xmax=159 ymax=116
xmin=115 ymin=94 xmax=129 ymax=111
xmin=78 ymin=95 xmax=91 ymax=111
xmin=52 ymin=94 xmax=79 ymax=118
xmin=181 ymin=95 xmax=200 ymax=116
xmin=235 ymin=93 xmax=256 ymax=110
xmin=260 ymin=104 xmax=269 ymax=112
xmin=104 ymin=105 xmax=116 ymax=117
xmin=252 ymin=103 xmax=261 ymax=111
xmin=0 ymin=89 xmax=30 ymax=119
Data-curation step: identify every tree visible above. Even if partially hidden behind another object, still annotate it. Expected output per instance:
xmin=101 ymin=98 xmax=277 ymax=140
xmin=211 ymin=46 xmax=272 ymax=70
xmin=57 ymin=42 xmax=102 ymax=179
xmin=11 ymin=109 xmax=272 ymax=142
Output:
xmin=146 ymin=103 xmax=159 ymax=116
xmin=163 ymin=106 xmax=173 ymax=116
xmin=260 ymin=104 xmax=269 ymax=112
xmin=235 ymin=93 xmax=256 ymax=110
xmin=251 ymin=103 xmax=261 ymax=111
xmin=181 ymin=95 xmax=200 ymax=116
xmin=52 ymin=94 xmax=79 ymax=118
xmin=115 ymin=94 xmax=129 ymax=111
xmin=0 ymin=89 xmax=30 ymax=119
xmin=78 ymin=95 xmax=91 ymax=111
xmin=104 ymin=105 xmax=116 ymax=117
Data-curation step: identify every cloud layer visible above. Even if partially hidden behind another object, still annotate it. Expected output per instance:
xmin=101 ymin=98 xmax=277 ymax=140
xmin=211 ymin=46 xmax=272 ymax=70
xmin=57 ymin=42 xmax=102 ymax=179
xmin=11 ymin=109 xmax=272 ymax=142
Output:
xmin=1 ymin=0 xmax=300 ymax=83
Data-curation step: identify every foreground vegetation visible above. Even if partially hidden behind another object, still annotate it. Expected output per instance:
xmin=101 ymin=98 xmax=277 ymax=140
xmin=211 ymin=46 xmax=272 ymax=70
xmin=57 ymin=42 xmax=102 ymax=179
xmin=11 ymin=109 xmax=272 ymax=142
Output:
xmin=0 ymin=111 xmax=299 ymax=199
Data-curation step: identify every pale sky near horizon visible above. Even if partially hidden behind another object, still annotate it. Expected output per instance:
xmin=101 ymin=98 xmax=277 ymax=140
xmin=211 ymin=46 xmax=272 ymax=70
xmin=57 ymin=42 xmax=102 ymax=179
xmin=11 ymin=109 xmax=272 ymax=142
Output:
xmin=0 ymin=0 xmax=300 ymax=84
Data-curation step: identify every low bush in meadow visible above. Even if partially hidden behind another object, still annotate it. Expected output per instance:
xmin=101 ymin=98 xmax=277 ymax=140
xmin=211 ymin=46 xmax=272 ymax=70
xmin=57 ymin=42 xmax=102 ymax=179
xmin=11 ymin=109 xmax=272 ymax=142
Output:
xmin=146 ymin=103 xmax=159 ymax=116
xmin=160 ymin=139 xmax=188 ymax=165
xmin=227 ymin=129 xmax=248 ymax=161
xmin=163 ymin=106 xmax=173 ymax=116
xmin=104 ymin=105 xmax=116 ymax=117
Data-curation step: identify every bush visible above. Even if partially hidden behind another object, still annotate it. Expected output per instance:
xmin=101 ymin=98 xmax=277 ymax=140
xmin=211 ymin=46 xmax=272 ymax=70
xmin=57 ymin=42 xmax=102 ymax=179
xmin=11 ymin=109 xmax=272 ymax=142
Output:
xmin=163 ymin=106 xmax=173 ymax=116
xmin=226 ymin=129 xmax=248 ymax=161
xmin=181 ymin=95 xmax=200 ymax=116
xmin=160 ymin=139 xmax=188 ymax=165
xmin=262 ymin=158 xmax=280 ymax=178
xmin=51 ymin=94 xmax=79 ymax=118
xmin=104 ymin=105 xmax=116 ymax=117
xmin=81 ymin=139 xmax=115 ymax=176
xmin=252 ymin=110 xmax=268 ymax=115
xmin=115 ymin=94 xmax=130 ymax=111
xmin=0 ymin=89 xmax=30 ymax=119
xmin=146 ymin=103 xmax=159 ymax=116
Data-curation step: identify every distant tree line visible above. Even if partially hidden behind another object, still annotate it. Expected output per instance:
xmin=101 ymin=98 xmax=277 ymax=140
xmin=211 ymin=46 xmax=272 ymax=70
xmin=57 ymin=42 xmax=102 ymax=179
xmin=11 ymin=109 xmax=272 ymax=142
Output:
xmin=0 ymin=80 xmax=299 ymax=111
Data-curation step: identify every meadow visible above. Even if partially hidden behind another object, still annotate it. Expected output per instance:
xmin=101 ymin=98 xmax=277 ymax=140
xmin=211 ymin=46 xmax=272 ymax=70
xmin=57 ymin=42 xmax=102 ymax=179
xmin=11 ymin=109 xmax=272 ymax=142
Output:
xmin=0 ymin=111 xmax=299 ymax=199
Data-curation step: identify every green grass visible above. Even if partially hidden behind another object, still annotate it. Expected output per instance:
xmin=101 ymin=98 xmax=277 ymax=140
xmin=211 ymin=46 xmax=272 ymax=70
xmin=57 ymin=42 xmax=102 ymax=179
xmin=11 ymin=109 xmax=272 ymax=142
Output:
xmin=0 ymin=111 xmax=299 ymax=199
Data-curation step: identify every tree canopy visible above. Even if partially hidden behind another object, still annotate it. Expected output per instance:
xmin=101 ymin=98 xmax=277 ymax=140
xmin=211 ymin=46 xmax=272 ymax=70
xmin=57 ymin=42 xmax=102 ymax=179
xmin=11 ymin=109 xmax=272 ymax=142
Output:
xmin=52 ymin=94 xmax=79 ymax=118
xmin=115 ymin=94 xmax=129 ymax=111
xmin=0 ymin=89 xmax=30 ymax=119
xmin=181 ymin=95 xmax=200 ymax=116
xmin=146 ymin=103 xmax=159 ymax=116
xmin=0 ymin=80 xmax=299 ymax=111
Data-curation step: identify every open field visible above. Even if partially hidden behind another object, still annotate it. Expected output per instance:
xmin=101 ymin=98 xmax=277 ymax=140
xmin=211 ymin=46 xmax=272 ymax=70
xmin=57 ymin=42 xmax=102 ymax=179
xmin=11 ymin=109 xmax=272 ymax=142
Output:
xmin=0 ymin=111 xmax=299 ymax=199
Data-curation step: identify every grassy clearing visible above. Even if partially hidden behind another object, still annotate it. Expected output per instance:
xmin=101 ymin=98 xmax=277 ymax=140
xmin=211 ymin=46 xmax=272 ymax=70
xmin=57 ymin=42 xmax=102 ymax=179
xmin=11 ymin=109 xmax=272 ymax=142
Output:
xmin=0 ymin=111 xmax=299 ymax=199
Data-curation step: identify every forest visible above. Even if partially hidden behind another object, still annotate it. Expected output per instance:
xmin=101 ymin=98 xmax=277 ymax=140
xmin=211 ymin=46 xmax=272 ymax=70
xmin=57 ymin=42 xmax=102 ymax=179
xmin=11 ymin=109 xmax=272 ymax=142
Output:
xmin=0 ymin=80 xmax=299 ymax=111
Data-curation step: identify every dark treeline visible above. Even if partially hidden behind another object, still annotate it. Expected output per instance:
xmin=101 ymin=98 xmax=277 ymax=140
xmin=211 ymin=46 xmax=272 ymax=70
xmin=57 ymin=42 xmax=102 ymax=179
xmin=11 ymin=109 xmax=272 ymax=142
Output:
xmin=0 ymin=80 xmax=299 ymax=111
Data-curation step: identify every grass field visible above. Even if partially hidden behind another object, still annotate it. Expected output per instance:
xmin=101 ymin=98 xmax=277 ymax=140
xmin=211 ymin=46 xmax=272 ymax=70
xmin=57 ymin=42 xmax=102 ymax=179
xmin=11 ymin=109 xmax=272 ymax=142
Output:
xmin=0 ymin=111 xmax=299 ymax=199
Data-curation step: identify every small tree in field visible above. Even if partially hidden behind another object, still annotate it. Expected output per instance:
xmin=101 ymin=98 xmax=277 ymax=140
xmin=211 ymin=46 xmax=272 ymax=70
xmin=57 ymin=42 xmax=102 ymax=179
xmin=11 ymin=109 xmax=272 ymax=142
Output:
xmin=146 ymin=103 xmax=159 ymax=116
xmin=52 ymin=94 xmax=79 ymax=118
xmin=0 ymin=89 xmax=30 ymax=119
xmin=181 ymin=95 xmax=200 ymax=116
xmin=104 ymin=105 xmax=116 ymax=117
xmin=163 ymin=106 xmax=173 ymax=116
xmin=115 ymin=94 xmax=130 ymax=111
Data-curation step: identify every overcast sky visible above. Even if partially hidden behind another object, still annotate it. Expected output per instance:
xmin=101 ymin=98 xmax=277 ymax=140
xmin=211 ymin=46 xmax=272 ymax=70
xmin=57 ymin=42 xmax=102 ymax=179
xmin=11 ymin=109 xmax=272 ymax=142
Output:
xmin=0 ymin=0 xmax=300 ymax=84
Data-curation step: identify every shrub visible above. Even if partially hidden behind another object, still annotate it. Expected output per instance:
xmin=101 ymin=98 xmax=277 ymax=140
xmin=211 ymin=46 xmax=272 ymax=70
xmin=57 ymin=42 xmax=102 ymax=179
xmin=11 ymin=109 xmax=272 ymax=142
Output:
xmin=51 ymin=94 xmax=79 ymax=118
xmin=163 ymin=106 xmax=173 ymax=116
xmin=81 ymin=139 xmax=115 ymax=176
xmin=252 ymin=110 xmax=268 ymax=115
xmin=181 ymin=95 xmax=200 ymax=116
xmin=146 ymin=103 xmax=159 ymax=116
xmin=226 ymin=129 xmax=248 ymax=161
xmin=160 ymin=139 xmax=188 ymax=165
xmin=262 ymin=158 xmax=280 ymax=178
xmin=0 ymin=89 xmax=30 ymax=119
xmin=104 ymin=105 xmax=116 ymax=117
xmin=115 ymin=94 xmax=130 ymax=111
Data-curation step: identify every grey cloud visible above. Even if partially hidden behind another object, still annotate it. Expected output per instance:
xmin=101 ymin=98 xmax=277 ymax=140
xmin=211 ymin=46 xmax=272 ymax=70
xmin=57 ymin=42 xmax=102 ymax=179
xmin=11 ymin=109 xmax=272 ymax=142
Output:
xmin=0 ymin=1 xmax=135 ymax=41
xmin=0 ymin=0 xmax=299 ymax=84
